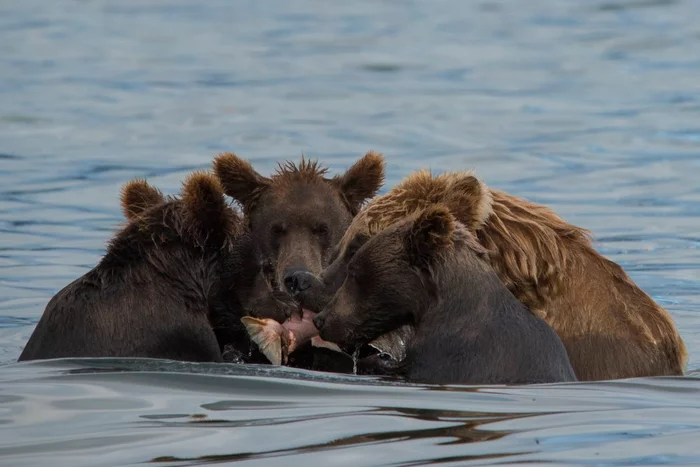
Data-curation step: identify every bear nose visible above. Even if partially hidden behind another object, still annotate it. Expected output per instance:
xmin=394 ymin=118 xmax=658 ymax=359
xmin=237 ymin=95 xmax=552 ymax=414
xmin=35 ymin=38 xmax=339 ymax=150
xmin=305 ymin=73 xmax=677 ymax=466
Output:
xmin=313 ymin=313 xmax=326 ymax=330
xmin=283 ymin=267 xmax=312 ymax=294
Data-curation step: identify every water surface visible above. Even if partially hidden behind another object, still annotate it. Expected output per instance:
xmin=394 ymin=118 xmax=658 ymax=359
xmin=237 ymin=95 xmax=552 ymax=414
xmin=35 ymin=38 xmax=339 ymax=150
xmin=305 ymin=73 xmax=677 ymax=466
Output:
xmin=2 ymin=0 xmax=700 ymax=465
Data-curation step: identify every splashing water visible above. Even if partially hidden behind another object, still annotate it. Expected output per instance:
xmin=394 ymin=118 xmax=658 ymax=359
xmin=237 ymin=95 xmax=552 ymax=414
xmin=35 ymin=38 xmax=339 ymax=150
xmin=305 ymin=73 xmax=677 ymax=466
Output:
xmin=221 ymin=345 xmax=246 ymax=364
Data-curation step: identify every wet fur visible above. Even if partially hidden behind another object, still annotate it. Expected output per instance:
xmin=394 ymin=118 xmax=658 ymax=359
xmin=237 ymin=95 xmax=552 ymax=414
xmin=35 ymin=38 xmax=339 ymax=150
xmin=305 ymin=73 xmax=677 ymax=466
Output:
xmin=19 ymin=173 xmax=282 ymax=363
xmin=316 ymin=206 xmax=577 ymax=385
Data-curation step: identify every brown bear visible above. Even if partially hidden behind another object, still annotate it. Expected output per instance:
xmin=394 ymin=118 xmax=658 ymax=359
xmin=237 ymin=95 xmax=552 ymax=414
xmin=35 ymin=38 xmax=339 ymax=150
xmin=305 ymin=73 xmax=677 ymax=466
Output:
xmin=292 ymin=169 xmax=688 ymax=381
xmin=212 ymin=152 xmax=385 ymax=291
xmin=18 ymin=172 xmax=291 ymax=363
xmin=312 ymin=205 xmax=577 ymax=385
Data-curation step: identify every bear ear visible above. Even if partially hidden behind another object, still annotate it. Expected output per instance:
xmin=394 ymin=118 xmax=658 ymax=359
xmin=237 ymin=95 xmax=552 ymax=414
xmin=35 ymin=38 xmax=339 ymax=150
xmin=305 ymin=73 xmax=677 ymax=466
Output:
xmin=405 ymin=205 xmax=456 ymax=270
xmin=333 ymin=151 xmax=385 ymax=214
xmin=181 ymin=171 xmax=242 ymax=237
xmin=447 ymin=172 xmax=492 ymax=230
xmin=213 ymin=152 xmax=271 ymax=212
xmin=120 ymin=179 xmax=165 ymax=220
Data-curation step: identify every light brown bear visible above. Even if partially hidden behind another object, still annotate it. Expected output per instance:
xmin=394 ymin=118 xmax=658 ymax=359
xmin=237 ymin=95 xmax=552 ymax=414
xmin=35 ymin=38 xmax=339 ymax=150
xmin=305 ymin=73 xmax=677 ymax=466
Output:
xmin=294 ymin=169 xmax=687 ymax=381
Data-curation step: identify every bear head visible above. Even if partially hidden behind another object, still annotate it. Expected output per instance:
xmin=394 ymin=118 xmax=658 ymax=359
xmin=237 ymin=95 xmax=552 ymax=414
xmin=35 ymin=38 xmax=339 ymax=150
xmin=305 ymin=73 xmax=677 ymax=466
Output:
xmin=213 ymin=151 xmax=385 ymax=292
xmin=313 ymin=204 xmax=487 ymax=350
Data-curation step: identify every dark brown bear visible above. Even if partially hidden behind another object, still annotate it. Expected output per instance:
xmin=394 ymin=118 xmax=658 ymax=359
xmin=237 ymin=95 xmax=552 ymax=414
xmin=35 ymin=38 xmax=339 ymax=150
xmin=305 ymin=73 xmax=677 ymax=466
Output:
xmin=312 ymin=205 xmax=577 ymax=385
xmin=18 ymin=172 xmax=290 ymax=363
xmin=213 ymin=152 xmax=385 ymax=292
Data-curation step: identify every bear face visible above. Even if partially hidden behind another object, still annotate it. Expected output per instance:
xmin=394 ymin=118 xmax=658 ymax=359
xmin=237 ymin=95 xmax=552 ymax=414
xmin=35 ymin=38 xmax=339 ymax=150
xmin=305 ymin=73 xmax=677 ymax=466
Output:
xmin=313 ymin=205 xmax=577 ymax=385
xmin=313 ymin=206 xmax=456 ymax=348
xmin=303 ymin=168 xmax=687 ymax=381
xmin=213 ymin=152 xmax=384 ymax=291
xmin=291 ymin=169 xmax=491 ymax=313
xmin=18 ymin=172 xmax=288 ymax=363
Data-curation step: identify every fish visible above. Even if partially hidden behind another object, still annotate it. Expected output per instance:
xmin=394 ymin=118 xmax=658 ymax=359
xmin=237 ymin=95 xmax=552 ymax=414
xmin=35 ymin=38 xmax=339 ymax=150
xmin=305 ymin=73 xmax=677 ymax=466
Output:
xmin=241 ymin=317 xmax=288 ymax=366
xmin=241 ymin=310 xmax=415 ymax=367
xmin=241 ymin=309 xmax=341 ymax=365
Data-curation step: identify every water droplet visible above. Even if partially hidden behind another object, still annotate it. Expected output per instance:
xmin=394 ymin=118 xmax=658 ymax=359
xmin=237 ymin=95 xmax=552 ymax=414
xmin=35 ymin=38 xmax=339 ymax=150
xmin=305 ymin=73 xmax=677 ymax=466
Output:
xmin=352 ymin=347 xmax=361 ymax=375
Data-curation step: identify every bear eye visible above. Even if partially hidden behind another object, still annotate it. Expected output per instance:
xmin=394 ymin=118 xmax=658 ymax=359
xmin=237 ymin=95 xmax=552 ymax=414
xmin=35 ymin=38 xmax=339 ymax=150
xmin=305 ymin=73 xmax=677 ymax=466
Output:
xmin=313 ymin=223 xmax=329 ymax=237
xmin=271 ymin=224 xmax=286 ymax=237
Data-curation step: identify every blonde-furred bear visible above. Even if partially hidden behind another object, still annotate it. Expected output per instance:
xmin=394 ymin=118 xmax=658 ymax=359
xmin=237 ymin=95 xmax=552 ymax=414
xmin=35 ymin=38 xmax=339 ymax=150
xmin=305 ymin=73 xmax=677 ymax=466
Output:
xmin=334 ymin=168 xmax=687 ymax=381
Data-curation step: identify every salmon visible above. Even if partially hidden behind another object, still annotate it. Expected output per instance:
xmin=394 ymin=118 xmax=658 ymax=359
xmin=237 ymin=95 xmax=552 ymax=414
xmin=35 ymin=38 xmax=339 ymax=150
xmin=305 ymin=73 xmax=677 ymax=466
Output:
xmin=241 ymin=309 xmax=342 ymax=365
xmin=242 ymin=310 xmax=415 ymax=367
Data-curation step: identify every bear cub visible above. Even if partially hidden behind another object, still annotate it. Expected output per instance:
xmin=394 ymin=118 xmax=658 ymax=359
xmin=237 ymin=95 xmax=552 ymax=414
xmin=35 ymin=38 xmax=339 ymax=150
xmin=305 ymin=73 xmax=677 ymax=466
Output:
xmin=19 ymin=172 xmax=290 ymax=363
xmin=313 ymin=205 xmax=577 ymax=385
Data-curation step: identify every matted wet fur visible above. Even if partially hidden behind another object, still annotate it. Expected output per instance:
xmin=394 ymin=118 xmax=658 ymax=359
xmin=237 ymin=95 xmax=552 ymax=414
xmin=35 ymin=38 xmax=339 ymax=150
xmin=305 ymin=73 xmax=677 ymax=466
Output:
xmin=18 ymin=172 xmax=289 ymax=363
xmin=298 ymin=169 xmax=687 ymax=381
xmin=313 ymin=205 xmax=577 ymax=385
xmin=213 ymin=151 xmax=385 ymax=289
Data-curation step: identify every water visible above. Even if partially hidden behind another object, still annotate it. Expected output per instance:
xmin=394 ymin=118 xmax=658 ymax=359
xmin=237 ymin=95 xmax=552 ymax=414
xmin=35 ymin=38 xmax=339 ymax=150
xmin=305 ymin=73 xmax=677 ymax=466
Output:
xmin=2 ymin=0 xmax=700 ymax=464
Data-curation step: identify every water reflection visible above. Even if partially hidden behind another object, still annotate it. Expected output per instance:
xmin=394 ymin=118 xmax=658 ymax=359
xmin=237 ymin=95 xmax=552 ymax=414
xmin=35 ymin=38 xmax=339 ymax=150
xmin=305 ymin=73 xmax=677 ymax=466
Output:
xmin=0 ymin=359 xmax=699 ymax=465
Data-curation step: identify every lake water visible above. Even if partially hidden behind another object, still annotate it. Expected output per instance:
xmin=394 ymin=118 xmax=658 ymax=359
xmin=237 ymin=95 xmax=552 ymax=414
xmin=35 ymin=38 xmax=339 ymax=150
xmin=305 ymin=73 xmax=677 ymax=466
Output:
xmin=2 ymin=0 xmax=700 ymax=465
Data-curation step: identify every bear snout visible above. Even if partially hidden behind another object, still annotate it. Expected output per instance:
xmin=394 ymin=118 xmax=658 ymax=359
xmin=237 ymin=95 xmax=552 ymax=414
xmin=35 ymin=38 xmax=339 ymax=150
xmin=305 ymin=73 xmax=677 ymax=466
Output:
xmin=284 ymin=268 xmax=315 ymax=294
xmin=291 ymin=271 xmax=330 ymax=313
xmin=314 ymin=312 xmax=354 ymax=352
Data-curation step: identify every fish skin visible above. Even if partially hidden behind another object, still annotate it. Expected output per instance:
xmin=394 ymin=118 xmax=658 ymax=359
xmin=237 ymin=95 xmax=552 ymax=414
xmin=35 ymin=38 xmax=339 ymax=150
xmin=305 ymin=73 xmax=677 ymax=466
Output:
xmin=242 ymin=313 xmax=414 ymax=366
xmin=241 ymin=316 xmax=287 ymax=365
xmin=240 ymin=310 xmax=318 ymax=365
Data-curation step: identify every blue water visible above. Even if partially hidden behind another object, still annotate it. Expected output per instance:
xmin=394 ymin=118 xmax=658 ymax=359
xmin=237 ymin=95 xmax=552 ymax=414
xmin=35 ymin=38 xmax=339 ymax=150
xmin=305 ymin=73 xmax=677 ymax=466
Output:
xmin=2 ymin=0 xmax=700 ymax=465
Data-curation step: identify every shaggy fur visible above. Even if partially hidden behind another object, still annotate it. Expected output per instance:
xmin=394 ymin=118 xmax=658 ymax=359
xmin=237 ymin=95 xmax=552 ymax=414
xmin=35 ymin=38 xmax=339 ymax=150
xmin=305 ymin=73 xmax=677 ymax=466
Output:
xmin=313 ymin=169 xmax=687 ymax=381
xmin=120 ymin=179 xmax=167 ymax=220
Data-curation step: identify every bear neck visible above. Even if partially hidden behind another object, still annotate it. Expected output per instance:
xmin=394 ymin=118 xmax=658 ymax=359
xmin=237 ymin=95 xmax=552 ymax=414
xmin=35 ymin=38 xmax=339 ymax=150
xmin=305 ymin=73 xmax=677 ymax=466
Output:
xmin=418 ymin=246 xmax=522 ymax=327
